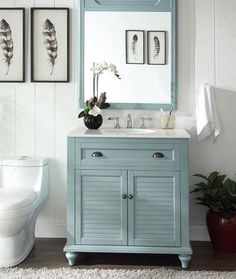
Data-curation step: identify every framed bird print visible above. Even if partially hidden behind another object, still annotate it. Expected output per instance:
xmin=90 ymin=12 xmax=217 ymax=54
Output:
xmin=125 ymin=30 xmax=144 ymax=64
xmin=147 ymin=31 xmax=166 ymax=65
xmin=31 ymin=8 xmax=70 ymax=82
xmin=0 ymin=8 xmax=25 ymax=82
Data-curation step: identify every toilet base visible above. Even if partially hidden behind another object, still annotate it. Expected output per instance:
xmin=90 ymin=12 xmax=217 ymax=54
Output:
xmin=0 ymin=210 xmax=38 ymax=267
xmin=0 ymin=234 xmax=35 ymax=267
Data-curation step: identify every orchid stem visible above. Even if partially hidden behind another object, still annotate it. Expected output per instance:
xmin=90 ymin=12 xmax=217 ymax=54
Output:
xmin=96 ymin=75 xmax=99 ymax=99
xmin=92 ymin=62 xmax=95 ymax=98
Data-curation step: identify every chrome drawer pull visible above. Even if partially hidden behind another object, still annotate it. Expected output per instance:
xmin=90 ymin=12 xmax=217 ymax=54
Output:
xmin=128 ymin=194 xmax=134 ymax=199
xmin=91 ymin=151 xmax=103 ymax=158
xmin=152 ymin=152 xmax=164 ymax=158
xmin=122 ymin=194 xmax=127 ymax=199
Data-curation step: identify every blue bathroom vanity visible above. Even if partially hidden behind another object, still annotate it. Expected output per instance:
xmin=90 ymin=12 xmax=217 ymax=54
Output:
xmin=64 ymin=128 xmax=192 ymax=268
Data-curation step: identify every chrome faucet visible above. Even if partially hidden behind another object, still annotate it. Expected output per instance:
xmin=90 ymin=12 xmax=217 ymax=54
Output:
xmin=140 ymin=116 xmax=153 ymax=129
xmin=108 ymin=117 xmax=120 ymax=128
xmin=127 ymin=114 xmax=132 ymax=128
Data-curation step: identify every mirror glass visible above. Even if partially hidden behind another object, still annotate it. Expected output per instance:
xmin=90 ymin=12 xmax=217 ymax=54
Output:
xmin=80 ymin=2 xmax=176 ymax=109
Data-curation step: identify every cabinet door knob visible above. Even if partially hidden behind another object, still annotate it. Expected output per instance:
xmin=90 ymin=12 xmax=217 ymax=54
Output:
xmin=152 ymin=152 xmax=164 ymax=158
xmin=122 ymin=194 xmax=127 ymax=199
xmin=91 ymin=151 xmax=103 ymax=157
xmin=128 ymin=194 xmax=134 ymax=199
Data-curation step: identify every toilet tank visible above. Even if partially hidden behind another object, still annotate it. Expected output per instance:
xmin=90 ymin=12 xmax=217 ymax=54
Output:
xmin=1 ymin=157 xmax=48 ymax=193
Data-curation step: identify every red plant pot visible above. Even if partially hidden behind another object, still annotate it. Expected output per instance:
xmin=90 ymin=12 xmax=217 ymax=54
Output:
xmin=206 ymin=209 xmax=236 ymax=253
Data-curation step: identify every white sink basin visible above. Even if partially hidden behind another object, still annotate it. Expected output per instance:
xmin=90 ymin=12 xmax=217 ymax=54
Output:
xmin=105 ymin=128 xmax=156 ymax=134
xmin=68 ymin=127 xmax=190 ymax=139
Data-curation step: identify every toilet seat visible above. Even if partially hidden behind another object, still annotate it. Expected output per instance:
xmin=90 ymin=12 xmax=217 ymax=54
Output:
xmin=0 ymin=189 xmax=38 ymax=211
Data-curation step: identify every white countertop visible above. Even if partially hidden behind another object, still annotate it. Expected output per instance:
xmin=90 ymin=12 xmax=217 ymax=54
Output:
xmin=67 ymin=128 xmax=190 ymax=139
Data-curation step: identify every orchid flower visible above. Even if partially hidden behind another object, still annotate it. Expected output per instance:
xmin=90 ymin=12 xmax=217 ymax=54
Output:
xmin=91 ymin=61 xmax=121 ymax=79
xmin=90 ymin=61 xmax=121 ymax=99
xmin=88 ymin=105 xmax=101 ymax=116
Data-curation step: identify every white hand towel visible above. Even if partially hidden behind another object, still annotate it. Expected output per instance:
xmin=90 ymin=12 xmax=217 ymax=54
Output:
xmin=196 ymin=84 xmax=222 ymax=141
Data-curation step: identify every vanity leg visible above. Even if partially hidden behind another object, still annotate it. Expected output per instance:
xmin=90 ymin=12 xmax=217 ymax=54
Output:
xmin=178 ymin=254 xmax=191 ymax=269
xmin=65 ymin=252 xmax=78 ymax=266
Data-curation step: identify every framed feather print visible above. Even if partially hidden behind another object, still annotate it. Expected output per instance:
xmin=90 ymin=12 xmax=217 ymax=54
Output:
xmin=125 ymin=30 xmax=144 ymax=64
xmin=31 ymin=8 xmax=69 ymax=82
xmin=0 ymin=8 xmax=25 ymax=82
xmin=147 ymin=31 xmax=166 ymax=65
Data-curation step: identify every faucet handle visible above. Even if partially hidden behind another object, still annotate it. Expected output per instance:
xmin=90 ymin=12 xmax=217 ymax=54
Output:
xmin=127 ymin=114 xmax=132 ymax=129
xmin=140 ymin=116 xmax=153 ymax=129
xmin=108 ymin=117 xmax=120 ymax=129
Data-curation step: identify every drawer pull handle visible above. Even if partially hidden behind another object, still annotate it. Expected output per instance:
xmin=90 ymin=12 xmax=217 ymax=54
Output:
xmin=91 ymin=152 xmax=103 ymax=158
xmin=122 ymin=194 xmax=127 ymax=199
xmin=128 ymin=194 xmax=134 ymax=199
xmin=153 ymin=152 xmax=164 ymax=159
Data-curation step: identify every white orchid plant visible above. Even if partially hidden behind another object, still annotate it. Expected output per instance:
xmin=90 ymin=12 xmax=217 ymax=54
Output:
xmin=92 ymin=61 xmax=121 ymax=99
xmin=91 ymin=61 xmax=121 ymax=79
xmin=78 ymin=61 xmax=121 ymax=118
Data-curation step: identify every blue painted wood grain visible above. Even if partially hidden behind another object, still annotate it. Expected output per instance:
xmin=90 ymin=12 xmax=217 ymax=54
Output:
xmin=128 ymin=170 xmax=180 ymax=247
xmin=84 ymin=0 xmax=172 ymax=12
xmin=64 ymin=134 xmax=192 ymax=268
xmin=75 ymin=169 xmax=128 ymax=245
xmin=66 ymin=138 xmax=76 ymax=245
xmin=76 ymin=141 xmax=179 ymax=168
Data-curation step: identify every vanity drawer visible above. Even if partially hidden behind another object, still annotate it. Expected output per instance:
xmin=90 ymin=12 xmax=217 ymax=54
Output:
xmin=76 ymin=142 xmax=180 ymax=168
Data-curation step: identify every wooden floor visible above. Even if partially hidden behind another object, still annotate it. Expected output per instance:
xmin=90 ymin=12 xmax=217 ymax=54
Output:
xmin=18 ymin=238 xmax=236 ymax=271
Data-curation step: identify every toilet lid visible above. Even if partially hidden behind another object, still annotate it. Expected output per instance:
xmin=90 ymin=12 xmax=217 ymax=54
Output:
xmin=0 ymin=189 xmax=38 ymax=211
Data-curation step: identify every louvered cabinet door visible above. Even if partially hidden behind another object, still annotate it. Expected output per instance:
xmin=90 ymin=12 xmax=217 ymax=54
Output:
xmin=75 ymin=170 xmax=128 ymax=246
xmin=128 ymin=171 xmax=180 ymax=247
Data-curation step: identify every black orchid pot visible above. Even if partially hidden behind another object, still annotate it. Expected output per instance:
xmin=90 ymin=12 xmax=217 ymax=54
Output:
xmin=84 ymin=114 xmax=103 ymax=129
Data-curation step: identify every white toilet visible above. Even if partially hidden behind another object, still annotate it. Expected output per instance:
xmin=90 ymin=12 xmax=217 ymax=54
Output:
xmin=0 ymin=156 xmax=49 ymax=267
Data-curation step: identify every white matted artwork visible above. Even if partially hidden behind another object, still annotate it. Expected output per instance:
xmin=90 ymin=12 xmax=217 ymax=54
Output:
xmin=31 ymin=8 xmax=69 ymax=82
xmin=126 ymin=30 xmax=144 ymax=64
xmin=0 ymin=8 xmax=25 ymax=82
xmin=147 ymin=31 xmax=166 ymax=65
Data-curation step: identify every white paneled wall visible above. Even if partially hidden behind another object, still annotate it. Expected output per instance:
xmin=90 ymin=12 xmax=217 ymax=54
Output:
xmin=194 ymin=0 xmax=236 ymax=240
xmin=195 ymin=0 xmax=236 ymax=178
xmin=0 ymin=0 xmax=199 ymax=239
xmin=0 ymin=0 xmax=197 ymax=238
xmin=5 ymin=0 xmax=236 ymax=241
xmin=0 ymin=0 xmax=77 ymax=237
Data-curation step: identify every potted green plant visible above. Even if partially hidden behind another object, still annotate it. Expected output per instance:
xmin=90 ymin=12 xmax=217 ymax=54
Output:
xmin=192 ymin=171 xmax=236 ymax=253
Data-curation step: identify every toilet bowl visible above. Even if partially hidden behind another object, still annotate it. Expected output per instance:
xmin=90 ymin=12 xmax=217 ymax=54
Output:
xmin=0 ymin=157 xmax=49 ymax=267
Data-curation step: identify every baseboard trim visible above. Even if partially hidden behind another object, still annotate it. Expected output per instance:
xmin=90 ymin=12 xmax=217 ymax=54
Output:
xmin=35 ymin=222 xmax=67 ymax=238
xmin=190 ymin=225 xmax=210 ymax=241
xmin=36 ymin=223 xmax=210 ymax=241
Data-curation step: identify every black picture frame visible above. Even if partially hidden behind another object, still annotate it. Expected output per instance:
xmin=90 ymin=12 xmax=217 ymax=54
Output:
xmin=0 ymin=8 xmax=25 ymax=82
xmin=31 ymin=8 xmax=70 ymax=82
xmin=125 ymin=30 xmax=145 ymax=65
xmin=147 ymin=31 xmax=166 ymax=65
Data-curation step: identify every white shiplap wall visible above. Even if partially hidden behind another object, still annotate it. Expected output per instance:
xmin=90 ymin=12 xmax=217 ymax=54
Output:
xmin=4 ymin=0 xmax=229 ymax=240
xmin=0 ymin=0 xmax=77 ymax=237
xmin=193 ymin=0 xmax=236 ymax=240
xmin=0 ymin=0 xmax=198 ymax=238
